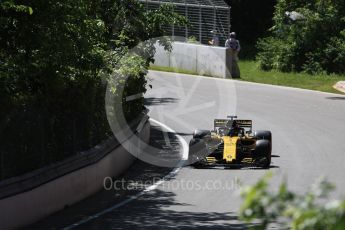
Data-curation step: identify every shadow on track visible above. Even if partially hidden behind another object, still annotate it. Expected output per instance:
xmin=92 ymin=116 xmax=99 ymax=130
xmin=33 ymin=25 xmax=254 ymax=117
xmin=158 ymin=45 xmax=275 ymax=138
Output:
xmin=29 ymin=124 xmax=257 ymax=230
xmin=28 ymin=125 xmax=180 ymax=229
xmin=189 ymin=165 xmax=280 ymax=171
xmin=325 ymin=96 xmax=345 ymax=100
xmin=144 ymin=97 xmax=179 ymax=106
xmin=75 ymin=188 xmax=252 ymax=230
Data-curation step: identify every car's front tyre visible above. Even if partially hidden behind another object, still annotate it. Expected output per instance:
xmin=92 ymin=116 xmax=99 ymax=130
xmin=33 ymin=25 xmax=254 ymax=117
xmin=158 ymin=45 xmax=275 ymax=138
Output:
xmin=253 ymin=139 xmax=271 ymax=169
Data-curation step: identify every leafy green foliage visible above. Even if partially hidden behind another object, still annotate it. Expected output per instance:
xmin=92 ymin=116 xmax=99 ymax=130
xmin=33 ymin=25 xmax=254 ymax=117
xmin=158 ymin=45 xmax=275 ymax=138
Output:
xmin=0 ymin=0 xmax=186 ymax=179
xmin=240 ymin=173 xmax=345 ymax=230
xmin=257 ymin=0 xmax=345 ymax=74
xmin=187 ymin=36 xmax=199 ymax=44
xmin=100 ymin=1 xmax=186 ymax=122
xmin=0 ymin=0 xmax=33 ymax=14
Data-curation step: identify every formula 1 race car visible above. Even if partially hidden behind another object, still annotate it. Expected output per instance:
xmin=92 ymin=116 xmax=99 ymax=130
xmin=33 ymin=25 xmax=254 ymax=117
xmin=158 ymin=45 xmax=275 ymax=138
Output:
xmin=188 ymin=116 xmax=272 ymax=169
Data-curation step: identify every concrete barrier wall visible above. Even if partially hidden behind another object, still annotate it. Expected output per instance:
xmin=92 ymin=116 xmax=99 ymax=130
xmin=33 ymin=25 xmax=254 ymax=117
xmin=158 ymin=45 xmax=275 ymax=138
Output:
xmin=153 ymin=42 xmax=232 ymax=78
xmin=0 ymin=119 xmax=150 ymax=230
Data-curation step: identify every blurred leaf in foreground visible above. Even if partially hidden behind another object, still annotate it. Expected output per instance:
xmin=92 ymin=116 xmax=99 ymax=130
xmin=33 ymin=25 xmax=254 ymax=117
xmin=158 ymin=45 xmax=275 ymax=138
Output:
xmin=240 ymin=173 xmax=345 ymax=230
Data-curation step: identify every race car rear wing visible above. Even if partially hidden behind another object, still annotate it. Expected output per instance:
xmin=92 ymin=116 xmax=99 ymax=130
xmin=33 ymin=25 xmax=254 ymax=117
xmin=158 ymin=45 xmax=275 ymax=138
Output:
xmin=214 ymin=119 xmax=252 ymax=130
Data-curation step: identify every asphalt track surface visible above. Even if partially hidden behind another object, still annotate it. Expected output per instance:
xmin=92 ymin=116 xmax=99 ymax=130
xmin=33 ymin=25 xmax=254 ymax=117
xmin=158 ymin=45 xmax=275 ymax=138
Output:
xmin=32 ymin=71 xmax=345 ymax=229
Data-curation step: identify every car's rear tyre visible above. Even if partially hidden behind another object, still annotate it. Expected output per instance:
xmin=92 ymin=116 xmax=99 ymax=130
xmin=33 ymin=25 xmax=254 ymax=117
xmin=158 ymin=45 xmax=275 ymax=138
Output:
xmin=254 ymin=130 xmax=272 ymax=141
xmin=253 ymin=139 xmax=271 ymax=169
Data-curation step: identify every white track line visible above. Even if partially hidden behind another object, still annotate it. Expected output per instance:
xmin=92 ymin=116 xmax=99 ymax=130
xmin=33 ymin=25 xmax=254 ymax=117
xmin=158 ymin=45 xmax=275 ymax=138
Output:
xmin=62 ymin=118 xmax=188 ymax=230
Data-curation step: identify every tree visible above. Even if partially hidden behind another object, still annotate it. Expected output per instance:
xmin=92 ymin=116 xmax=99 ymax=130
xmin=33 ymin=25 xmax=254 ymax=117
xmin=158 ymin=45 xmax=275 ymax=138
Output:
xmin=0 ymin=0 xmax=186 ymax=179
xmin=256 ymin=0 xmax=345 ymax=74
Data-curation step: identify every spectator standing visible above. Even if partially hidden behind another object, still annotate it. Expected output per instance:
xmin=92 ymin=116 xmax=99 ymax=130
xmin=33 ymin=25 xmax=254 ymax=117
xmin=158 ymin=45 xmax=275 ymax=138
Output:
xmin=225 ymin=32 xmax=241 ymax=55
xmin=225 ymin=32 xmax=241 ymax=78
xmin=208 ymin=30 xmax=220 ymax=46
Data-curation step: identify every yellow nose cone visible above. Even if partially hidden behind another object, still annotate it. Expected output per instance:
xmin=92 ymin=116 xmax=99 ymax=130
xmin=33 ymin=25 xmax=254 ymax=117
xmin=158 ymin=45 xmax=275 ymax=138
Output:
xmin=223 ymin=136 xmax=239 ymax=162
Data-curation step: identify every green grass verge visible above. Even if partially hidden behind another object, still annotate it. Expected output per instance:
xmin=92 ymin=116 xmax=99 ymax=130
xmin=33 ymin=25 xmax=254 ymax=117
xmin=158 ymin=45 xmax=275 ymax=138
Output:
xmin=150 ymin=65 xmax=199 ymax=76
xmin=239 ymin=61 xmax=345 ymax=94
xmin=149 ymin=61 xmax=345 ymax=94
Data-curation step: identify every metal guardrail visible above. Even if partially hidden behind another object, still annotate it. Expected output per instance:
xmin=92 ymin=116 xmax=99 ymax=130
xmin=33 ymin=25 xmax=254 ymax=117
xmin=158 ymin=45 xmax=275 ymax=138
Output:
xmin=140 ymin=0 xmax=231 ymax=46
xmin=0 ymin=113 xmax=149 ymax=200
xmin=141 ymin=0 xmax=229 ymax=10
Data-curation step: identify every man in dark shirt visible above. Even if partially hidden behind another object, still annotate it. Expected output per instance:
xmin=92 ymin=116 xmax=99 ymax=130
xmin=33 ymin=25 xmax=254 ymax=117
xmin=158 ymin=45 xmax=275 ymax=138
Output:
xmin=225 ymin=32 xmax=241 ymax=78
xmin=225 ymin=32 xmax=241 ymax=52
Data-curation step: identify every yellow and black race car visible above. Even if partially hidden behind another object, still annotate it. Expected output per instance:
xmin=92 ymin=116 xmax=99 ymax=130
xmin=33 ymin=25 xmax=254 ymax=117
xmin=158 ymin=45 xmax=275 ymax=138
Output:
xmin=188 ymin=116 xmax=272 ymax=169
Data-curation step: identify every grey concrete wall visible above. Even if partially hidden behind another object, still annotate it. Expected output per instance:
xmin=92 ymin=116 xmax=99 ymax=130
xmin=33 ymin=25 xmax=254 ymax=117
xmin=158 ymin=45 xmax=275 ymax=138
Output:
xmin=0 ymin=120 xmax=151 ymax=230
xmin=153 ymin=42 xmax=232 ymax=78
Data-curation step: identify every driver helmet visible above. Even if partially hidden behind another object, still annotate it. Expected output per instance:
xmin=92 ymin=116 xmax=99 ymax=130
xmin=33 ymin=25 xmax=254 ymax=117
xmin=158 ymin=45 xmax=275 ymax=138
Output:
xmin=231 ymin=120 xmax=239 ymax=129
